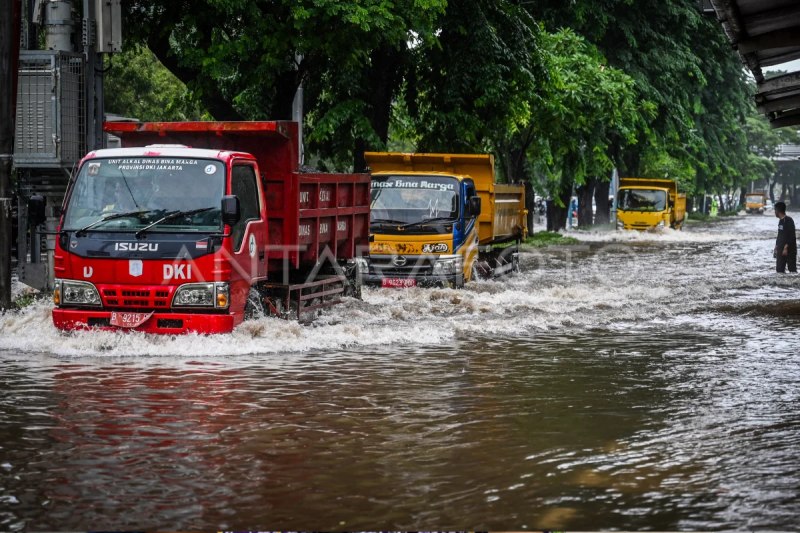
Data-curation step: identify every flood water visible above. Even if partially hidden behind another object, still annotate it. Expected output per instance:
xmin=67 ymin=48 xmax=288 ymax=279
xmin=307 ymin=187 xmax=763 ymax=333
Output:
xmin=1 ymin=214 xmax=799 ymax=531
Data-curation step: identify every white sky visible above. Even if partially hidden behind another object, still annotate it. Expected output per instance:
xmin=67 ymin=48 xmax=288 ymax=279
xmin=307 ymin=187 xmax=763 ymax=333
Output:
xmin=763 ymin=59 xmax=800 ymax=74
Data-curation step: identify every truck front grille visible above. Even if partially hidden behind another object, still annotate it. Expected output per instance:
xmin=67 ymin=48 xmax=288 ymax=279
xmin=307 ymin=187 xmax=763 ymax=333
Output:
xmin=370 ymin=256 xmax=434 ymax=276
xmin=98 ymin=285 xmax=174 ymax=309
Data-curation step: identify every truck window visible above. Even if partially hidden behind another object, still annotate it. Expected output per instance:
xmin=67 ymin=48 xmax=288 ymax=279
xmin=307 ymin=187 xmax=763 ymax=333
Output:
xmin=465 ymin=181 xmax=476 ymax=204
xmin=62 ymin=157 xmax=224 ymax=232
xmin=231 ymin=164 xmax=261 ymax=251
xmin=371 ymin=175 xmax=460 ymax=224
xmin=618 ymin=189 xmax=666 ymax=212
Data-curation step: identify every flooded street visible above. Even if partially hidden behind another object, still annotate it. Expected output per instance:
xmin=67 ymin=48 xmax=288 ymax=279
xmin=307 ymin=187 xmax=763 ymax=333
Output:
xmin=1 ymin=214 xmax=799 ymax=531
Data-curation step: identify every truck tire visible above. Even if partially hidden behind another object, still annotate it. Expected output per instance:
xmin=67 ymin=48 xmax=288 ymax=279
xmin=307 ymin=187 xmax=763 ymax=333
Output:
xmin=244 ymin=287 xmax=267 ymax=320
xmin=455 ymin=261 xmax=478 ymax=289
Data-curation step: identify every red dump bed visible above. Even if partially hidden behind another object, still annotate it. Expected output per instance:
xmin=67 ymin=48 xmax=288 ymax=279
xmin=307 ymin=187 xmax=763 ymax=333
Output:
xmin=103 ymin=121 xmax=371 ymax=270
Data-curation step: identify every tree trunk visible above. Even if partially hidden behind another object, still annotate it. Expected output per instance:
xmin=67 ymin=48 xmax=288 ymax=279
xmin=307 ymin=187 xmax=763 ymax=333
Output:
xmin=780 ymin=183 xmax=788 ymax=202
xmin=594 ymin=177 xmax=611 ymax=225
xmin=353 ymin=138 xmax=367 ymax=173
xmin=577 ymin=181 xmax=594 ymax=228
xmin=739 ymin=187 xmax=747 ymax=210
xmin=687 ymin=196 xmax=694 ymax=215
xmin=769 ymin=180 xmax=776 ymax=203
xmin=550 ymin=186 xmax=572 ymax=231
xmin=354 ymin=45 xmax=404 ymax=171
xmin=147 ymin=31 xmax=243 ymax=121
xmin=546 ymin=200 xmax=554 ymax=231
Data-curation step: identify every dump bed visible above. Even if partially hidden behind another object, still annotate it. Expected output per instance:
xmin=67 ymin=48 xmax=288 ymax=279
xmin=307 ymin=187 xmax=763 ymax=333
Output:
xmin=104 ymin=121 xmax=371 ymax=270
xmin=365 ymin=152 xmax=526 ymax=245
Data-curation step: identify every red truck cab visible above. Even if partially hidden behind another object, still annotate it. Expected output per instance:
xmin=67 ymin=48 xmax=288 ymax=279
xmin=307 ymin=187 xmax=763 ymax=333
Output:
xmin=45 ymin=122 xmax=370 ymax=334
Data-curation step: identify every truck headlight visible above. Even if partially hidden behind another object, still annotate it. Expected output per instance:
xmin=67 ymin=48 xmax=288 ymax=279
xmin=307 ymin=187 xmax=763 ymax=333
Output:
xmin=172 ymin=282 xmax=230 ymax=308
xmin=173 ymin=283 xmax=215 ymax=308
xmin=351 ymin=257 xmax=370 ymax=275
xmin=616 ymin=219 xmax=624 ymax=229
xmin=58 ymin=279 xmax=101 ymax=306
xmin=656 ymin=220 xmax=665 ymax=228
xmin=432 ymin=255 xmax=462 ymax=276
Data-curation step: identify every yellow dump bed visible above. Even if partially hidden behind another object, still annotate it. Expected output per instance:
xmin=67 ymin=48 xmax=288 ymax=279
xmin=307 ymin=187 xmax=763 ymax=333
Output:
xmin=365 ymin=152 xmax=527 ymax=245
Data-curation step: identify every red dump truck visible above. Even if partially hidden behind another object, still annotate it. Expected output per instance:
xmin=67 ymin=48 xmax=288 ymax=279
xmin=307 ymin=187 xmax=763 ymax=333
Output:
xmin=30 ymin=122 xmax=370 ymax=334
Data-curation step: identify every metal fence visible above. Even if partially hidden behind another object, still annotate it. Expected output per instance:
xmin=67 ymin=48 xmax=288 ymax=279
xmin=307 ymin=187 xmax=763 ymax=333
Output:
xmin=14 ymin=50 xmax=86 ymax=169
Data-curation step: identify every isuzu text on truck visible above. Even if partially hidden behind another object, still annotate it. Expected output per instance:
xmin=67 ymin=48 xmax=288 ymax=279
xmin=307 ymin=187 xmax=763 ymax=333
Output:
xmin=30 ymin=121 xmax=370 ymax=334
xmin=362 ymin=152 xmax=527 ymax=288
xmin=616 ymin=178 xmax=686 ymax=231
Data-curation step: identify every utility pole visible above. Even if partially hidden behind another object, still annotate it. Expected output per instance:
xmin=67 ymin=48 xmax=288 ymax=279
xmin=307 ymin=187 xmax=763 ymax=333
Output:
xmin=0 ymin=0 xmax=21 ymax=309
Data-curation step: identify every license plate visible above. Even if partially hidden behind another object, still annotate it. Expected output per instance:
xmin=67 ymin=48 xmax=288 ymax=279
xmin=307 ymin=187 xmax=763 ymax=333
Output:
xmin=109 ymin=311 xmax=154 ymax=328
xmin=382 ymin=278 xmax=417 ymax=288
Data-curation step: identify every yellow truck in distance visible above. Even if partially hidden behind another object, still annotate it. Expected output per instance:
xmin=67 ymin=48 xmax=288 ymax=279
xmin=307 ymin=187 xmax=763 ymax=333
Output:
xmin=745 ymin=193 xmax=767 ymax=214
xmin=364 ymin=152 xmax=527 ymax=288
xmin=616 ymin=178 xmax=686 ymax=231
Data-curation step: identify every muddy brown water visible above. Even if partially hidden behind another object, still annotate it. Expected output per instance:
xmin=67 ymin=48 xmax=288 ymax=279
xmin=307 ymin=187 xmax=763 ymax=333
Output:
xmin=1 ymin=213 xmax=799 ymax=531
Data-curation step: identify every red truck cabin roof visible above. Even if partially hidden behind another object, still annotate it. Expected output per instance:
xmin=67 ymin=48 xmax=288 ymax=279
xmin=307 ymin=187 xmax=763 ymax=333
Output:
xmin=80 ymin=146 xmax=255 ymax=166
xmin=103 ymin=121 xmax=299 ymax=174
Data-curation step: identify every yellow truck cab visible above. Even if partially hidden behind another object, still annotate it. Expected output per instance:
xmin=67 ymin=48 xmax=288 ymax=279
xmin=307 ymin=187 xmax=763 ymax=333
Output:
xmin=616 ymin=178 xmax=686 ymax=231
xmin=364 ymin=152 xmax=527 ymax=288
xmin=745 ymin=193 xmax=767 ymax=214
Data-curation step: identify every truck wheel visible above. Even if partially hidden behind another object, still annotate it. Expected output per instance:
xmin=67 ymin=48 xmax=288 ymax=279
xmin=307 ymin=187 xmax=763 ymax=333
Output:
xmin=244 ymin=287 xmax=267 ymax=320
xmin=344 ymin=265 xmax=363 ymax=300
xmin=512 ymin=252 xmax=521 ymax=273
xmin=455 ymin=261 xmax=478 ymax=289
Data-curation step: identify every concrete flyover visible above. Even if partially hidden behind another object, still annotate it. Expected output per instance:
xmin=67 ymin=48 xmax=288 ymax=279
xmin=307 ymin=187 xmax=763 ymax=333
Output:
xmin=706 ymin=0 xmax=800 ymax=128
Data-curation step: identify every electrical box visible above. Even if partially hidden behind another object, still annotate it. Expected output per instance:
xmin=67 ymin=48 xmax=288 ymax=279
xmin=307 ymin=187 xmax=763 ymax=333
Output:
xmin=14 ymin=50 xmax=86 ymax=169
xmin=94 ymin=0 xmax=122 ymax=53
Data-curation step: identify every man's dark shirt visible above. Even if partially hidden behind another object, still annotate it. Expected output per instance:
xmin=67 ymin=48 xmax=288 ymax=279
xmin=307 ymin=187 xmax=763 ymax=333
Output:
xmin=777 ymin=215 xmax=797 ymax=255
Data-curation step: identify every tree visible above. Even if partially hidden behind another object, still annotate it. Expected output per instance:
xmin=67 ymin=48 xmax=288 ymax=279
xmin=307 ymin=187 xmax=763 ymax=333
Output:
xmin=520 ymin=30 xmax=643 ymax=229
xmin=124 ymin=0 xmax=445 ymax=170
xmin=104 ymin=46 xmax=208 ymax=122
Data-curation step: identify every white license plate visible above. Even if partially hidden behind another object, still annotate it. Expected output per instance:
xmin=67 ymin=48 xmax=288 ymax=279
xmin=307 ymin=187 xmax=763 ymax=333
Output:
xmin=382 ymin=278 xmax=417 ymax=288
xmin=109 ymin=311 xmax=154 ymax=328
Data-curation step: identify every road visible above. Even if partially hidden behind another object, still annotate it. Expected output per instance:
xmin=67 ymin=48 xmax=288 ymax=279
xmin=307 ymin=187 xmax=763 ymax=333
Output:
xmin=1 ymin=213 xmax=798 ymax=530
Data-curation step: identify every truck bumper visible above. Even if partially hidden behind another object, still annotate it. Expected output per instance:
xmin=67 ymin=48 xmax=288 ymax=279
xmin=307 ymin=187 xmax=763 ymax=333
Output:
xmin=362 ymin=273 xmax=459 ymax=288
xmin=52 ymin=308 xmax=236 ymax=335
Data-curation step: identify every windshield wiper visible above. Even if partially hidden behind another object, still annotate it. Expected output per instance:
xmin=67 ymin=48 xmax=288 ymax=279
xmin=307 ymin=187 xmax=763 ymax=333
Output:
xmin=371 ymin=218 xmax=407 ymax=226
xmin=76 ymin=210 xmax=153 ymax=236
xmin=135 ymin=207 xmax=216 ymax=238
xmin=400 ymin=216 xmax=457 ymax=230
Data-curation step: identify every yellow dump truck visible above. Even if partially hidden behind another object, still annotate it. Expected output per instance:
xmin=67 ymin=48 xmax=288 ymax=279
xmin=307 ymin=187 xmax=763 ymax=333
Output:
xmin=745 ymin=193 xmax=767 ymax=214
xmin=616 ymin=178 xmax=686 ymax=231
xmin=363 ymin=152 xmax=527 ymax=288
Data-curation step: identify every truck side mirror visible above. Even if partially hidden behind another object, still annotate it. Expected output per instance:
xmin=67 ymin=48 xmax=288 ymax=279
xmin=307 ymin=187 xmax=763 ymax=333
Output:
xmin=669 ymin=200 xmax=675 ymax=208
xmin=28 ymin=195 xmax=46 ymax=227
xmin=221 ymin=195 xmax=241 ymax=226
xmin=468 ymin=196 xmax=482 ymax=217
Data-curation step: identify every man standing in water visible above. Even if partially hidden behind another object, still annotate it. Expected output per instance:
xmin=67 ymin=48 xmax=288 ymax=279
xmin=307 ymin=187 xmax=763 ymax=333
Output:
xmin=774 ymin=201 xmax=797 ymax=273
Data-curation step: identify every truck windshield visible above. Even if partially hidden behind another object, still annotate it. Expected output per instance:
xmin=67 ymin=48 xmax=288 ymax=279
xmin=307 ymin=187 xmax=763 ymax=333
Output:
xmin=62 ymin=157 xmax=225 ymax=232
xmin=746 ymin=195 xmax=764 ymax=204
xmin=618 ymin=189 xmax=667 ymax=212
xmin=370 ymin=175 xmax=459 ymax=225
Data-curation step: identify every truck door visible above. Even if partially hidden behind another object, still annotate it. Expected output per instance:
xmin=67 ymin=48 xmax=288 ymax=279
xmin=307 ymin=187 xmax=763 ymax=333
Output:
xmin=229 ymin=162 xmax=267 ymax=309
